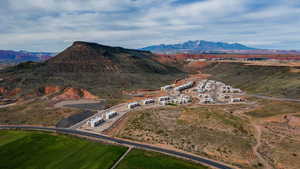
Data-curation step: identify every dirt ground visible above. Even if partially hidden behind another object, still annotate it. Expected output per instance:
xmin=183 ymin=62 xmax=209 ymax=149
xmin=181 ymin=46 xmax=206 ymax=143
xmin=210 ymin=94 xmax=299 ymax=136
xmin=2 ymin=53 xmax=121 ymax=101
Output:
xmin=110 ymin=104 xmax=257 ymax=169
xmin=0 ymin=98 xmax=81 ymax=126
xmin=108 ymin=97 xmax=300 ymax=169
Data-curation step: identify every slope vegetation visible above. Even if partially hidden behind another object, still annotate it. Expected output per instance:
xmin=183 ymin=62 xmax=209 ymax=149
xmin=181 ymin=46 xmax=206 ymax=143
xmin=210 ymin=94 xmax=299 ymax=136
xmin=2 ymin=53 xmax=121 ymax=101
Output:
xmin=0 ymin=41 xmax=184 ymax=99
xmin=201 ymin=62 xmax=300 ymax=99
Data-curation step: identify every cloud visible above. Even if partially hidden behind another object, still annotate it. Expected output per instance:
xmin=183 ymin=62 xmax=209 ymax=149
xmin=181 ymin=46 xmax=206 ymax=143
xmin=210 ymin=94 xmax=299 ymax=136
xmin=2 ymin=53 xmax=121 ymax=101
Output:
xmin=0 ymin=0 xmax=299 ymax=51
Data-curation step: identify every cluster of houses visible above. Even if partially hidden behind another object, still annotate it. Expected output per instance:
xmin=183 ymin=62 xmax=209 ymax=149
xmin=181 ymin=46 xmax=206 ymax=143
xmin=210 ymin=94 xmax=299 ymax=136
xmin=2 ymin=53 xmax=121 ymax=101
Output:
xmin=195 ymin=79 xmax=244 ymax=104
xmin=221 ymin=85 xmax=242 ymax=93
xmin=126 ymin=81 xmax=196 ymax=110
xmin=87 ymin=111 xmax=119 ymax=128
xmin=127 ymin=94 xmax=192 ymax=109
xmin=88 ymin=79 xmax=247 ymax=128
xmin=157 ymin=95 xmax=192 ymax=105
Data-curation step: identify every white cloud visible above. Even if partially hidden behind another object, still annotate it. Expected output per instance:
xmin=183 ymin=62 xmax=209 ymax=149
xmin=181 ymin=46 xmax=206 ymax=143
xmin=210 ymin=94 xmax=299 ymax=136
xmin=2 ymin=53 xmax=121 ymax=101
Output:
xmin=0 ymin=0 xmax=299 ymax=51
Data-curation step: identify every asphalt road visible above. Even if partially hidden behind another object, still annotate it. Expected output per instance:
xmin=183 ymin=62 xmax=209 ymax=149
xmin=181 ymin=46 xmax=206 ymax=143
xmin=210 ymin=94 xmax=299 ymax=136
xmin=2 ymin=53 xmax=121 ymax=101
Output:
xmin=0 ymin=125 xmax=234 ymax=169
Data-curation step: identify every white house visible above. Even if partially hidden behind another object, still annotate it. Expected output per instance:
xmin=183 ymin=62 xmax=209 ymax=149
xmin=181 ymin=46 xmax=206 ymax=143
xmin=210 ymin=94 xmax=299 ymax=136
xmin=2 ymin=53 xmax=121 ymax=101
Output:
xmin=128 ymin=102 xmax=140 ymax=109
xmin=89 ymin=116 xmax=105 ymax=128
xmin=105 ymin=111 xmax=118 ymax=120
xmin=231 ymin=98 xmax=243 ymax=103
xmin=143 ymin=99 xmax=155 ymax=105
xmin=201 ymin=98 xmax=214 ymax=104
xmin=158 ymin=96 xmax=171 ymax=102
xmin=161 ymin=85 xmax=173 ymax=91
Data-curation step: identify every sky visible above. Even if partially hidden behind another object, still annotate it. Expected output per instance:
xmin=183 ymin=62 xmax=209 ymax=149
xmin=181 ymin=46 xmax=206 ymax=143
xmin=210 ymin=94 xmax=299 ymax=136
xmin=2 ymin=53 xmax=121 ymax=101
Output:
xmin=0 ymin=0 xmax=299 ymax=52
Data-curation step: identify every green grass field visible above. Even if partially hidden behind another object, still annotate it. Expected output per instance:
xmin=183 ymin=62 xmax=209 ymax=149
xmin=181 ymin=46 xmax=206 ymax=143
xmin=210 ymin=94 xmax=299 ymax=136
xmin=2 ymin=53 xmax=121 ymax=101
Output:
xmin=116 ymin=149 xmax=208 ymax=169
xmin=0 ymin=130 xmax=127 ymax=169
xmin=0 ymin=130 xmax=209 ymax=169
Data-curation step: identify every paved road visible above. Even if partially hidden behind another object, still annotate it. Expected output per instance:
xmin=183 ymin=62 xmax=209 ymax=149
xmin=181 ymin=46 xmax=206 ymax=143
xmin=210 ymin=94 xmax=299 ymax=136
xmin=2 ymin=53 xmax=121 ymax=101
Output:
xmin=0 ymin=125 xmax=234 ymax=169
xmin=247 ymin=94 xmax=300 ymax=102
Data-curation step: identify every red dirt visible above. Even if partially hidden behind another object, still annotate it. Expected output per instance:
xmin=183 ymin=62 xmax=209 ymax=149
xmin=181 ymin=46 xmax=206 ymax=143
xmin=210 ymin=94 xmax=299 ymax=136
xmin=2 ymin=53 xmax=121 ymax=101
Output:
xmin=0 ymin=87 xmax=7 ymax=95
xmin=82 ymin=89 xmax=98 ymax=99
xmin=54 ymin=88 xmax=98 ymax=100
xmin=43 ymin=86 xmax=61 ymax=95
xmin=8 ymin=88 xmax=21 ymax=96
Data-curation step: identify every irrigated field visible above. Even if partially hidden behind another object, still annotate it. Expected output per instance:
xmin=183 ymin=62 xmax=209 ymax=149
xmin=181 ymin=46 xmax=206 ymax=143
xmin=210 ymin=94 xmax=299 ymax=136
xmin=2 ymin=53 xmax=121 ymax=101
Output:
xmin=0 ymin=130 xmax=127 ymax=169
xmin=0 ymin=130 xmax=210 ymax=169
xmin=116 ymin=149 xmax=208 ymax=169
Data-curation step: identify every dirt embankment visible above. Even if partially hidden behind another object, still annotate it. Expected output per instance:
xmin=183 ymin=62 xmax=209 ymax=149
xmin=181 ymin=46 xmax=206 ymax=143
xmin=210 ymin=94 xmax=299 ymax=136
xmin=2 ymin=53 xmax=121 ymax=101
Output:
xmin=1 ymin=85 xmax=98 ymax=104
xmin=53 ymin=88 xmax=98 ymax=100
xmin=42 ymin=86 xmax=61 ymax=95
xmin=0 ymin=87 xmax=22 ymax=97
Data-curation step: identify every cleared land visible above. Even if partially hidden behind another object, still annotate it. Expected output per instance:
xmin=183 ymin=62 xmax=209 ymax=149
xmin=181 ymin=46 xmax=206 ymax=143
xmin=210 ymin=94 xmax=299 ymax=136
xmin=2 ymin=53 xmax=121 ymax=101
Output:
xmin=116 ymin=149 xmax=208 ymax=169
xmin=0 ymin=99 xmax=80 ymax=126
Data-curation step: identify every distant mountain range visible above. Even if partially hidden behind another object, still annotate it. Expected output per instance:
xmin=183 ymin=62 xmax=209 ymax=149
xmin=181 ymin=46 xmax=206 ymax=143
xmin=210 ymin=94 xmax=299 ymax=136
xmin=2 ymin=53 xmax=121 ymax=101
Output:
xmin=1 ymin=40 xmax=300 ymax=64
xmin=0 ymin=50 xmax=55 ymax=63
xmin=141 ymin=40 xmax=300 ymax=54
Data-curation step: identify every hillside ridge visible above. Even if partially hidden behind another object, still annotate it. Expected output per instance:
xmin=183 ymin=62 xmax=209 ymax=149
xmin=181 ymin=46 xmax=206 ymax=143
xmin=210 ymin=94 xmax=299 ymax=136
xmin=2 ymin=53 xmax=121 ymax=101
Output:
xmin=0 ymin=41 xmax=184 ymax=98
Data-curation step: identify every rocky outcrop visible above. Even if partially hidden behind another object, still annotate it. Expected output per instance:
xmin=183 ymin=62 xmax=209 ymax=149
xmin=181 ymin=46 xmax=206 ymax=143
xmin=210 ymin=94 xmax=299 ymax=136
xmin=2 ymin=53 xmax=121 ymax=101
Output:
xmin=8 ymin=88 xmax=21 ymax=96
xmin=43 ymin=86 xmax=61 ymax=95
xmin=82 ymin=89 xmax=98 ymax=99
xmin=0 ymin=87 xmax=7 ymax=95
xmin=53 ymin=87 xmax=98 ymax=100
xmin=0 ymin=88 xmax=21 ymax=97
xmin=54 ymin=88 xmax=81 ymax=100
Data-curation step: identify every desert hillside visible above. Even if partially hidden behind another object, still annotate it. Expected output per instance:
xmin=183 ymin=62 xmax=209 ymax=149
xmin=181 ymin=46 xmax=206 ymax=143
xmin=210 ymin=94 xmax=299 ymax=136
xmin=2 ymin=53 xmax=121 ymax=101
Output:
xmin=0 ymin=41 xmax=185 ymax=99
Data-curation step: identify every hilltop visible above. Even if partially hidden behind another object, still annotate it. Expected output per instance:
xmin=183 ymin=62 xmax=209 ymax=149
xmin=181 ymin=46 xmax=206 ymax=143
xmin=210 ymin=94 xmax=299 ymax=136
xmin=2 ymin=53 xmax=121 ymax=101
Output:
xmin=0 ymin=41 xmax=184 ymax=99
xmin=47 ymin=41 xmax=177 ymax=73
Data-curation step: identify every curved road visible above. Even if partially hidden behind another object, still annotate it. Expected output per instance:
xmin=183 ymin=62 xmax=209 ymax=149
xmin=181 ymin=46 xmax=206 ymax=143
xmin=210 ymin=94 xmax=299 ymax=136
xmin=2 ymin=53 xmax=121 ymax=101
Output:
xmin=0 ymin=125 xmax=234 ymax=169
